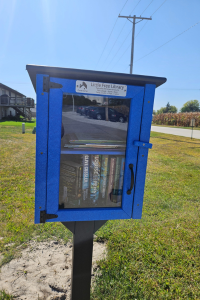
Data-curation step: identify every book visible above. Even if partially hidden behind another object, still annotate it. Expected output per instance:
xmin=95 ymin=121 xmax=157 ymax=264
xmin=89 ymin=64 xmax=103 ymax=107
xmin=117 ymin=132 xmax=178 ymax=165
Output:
xmin=59 ymin=159 xmax=82 ymax=207
xmin=82 ymin=154 xmax=90 ymax=202
xmin=107 ymin=157 xmax=116 ymax=204
xmin=111 ymin=156 xmax=122 ymax=203
xmin=100 ymin=155 xmax=109 ymax=199
xmin=117 ymin=157 xmax=125 ymax=204
xmin=90 ymin=155 xmax=101 ymax=204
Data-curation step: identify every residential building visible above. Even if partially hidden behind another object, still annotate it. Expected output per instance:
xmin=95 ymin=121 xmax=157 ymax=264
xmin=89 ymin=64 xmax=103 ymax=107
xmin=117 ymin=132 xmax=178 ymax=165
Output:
xmin=0 ymin=83 xmax=34 ymax=120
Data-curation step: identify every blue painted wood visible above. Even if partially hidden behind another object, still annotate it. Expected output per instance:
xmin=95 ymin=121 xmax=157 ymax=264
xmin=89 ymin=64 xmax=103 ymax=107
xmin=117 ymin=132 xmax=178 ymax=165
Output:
xmin=132 ymin=84 xmax=156 ymax=219
xmin=46 ymin=207 xmax=130 ymax=222
xmin=46 ymin=77 xmax=145 ymax=221
xmin=61 ymin=150 xmax=126 ymax=155
xmin=46 ymin=88 xmax=63 ymax=214
xmin=35 ymin=74 xmax=49 ymax=224
xmin=121 ymin=88 xmax=144 ymax=216
xmin=133 ymin=141 xmax=152 ymax=149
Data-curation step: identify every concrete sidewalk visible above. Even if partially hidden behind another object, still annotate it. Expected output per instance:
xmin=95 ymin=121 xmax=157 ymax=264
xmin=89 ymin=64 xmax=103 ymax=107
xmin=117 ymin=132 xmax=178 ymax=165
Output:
xmin=151 ymin=126 xmax=200 ymax=139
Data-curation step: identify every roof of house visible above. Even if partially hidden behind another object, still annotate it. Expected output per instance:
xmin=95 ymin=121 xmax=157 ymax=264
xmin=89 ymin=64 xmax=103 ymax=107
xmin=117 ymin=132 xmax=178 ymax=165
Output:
xmin=0 ymin=83 xmax=25 ymax=97
xmin=26 ymin=64 xmax=167 ymax=92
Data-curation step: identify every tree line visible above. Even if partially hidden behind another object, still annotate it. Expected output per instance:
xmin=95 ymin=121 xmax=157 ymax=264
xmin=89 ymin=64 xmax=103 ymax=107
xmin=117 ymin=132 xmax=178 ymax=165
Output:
xmin=154 ymin=100 xmax=200 ymax=115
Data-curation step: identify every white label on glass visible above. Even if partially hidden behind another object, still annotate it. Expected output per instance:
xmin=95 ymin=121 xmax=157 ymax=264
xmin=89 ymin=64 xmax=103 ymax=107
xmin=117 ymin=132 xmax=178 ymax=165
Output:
xmin=76 ymin=80 xmax=127 ymax=97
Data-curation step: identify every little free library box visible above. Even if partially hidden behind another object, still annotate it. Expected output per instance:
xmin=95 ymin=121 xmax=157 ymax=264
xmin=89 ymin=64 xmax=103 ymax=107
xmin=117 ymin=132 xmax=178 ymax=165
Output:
xmin=26 ymin=65 xmax=166 ymax=224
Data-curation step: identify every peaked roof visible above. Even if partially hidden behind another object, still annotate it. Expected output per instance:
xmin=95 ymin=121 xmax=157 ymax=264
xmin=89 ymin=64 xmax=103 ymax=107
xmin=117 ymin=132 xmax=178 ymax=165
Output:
xmin=0 ymin=83 xmax=25 ymax=97
xmin=26 ymin=64 xmax=167 ymax=92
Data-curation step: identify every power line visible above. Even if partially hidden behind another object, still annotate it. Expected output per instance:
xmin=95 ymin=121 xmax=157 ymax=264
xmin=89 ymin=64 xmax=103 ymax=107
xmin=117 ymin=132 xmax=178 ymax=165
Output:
xmin=135 ymin=20 xmax=200 ymax=63
xmin=102 ymin=0 xmax=143 ymax=66
xmin=152 ymin=0 xmax=168 ymax=16
xmin=106 ymin=29 xmax=132 ymax=69
xmin=103 ymin=21 xmax=128 ymax=65
xmin=141 ymin=0 xmax=154 ymax=15
xmin=106 ymin=0 xmax=168 ymax=71
xmin=136 ymin=0 xmax=169 ymax=38
xmin=96 ymin=0 xmax=130 ymax=67
xmin=130 ymin=0 xmax=142 ymax=14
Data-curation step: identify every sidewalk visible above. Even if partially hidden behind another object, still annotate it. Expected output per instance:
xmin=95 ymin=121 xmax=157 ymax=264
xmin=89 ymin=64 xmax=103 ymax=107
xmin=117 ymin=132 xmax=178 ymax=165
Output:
xmin=151 ymin=126 xmax=200 ymax=139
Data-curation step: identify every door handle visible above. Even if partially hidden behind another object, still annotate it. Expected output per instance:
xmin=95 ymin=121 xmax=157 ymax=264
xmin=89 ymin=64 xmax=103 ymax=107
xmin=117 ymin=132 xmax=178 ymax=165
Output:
xmin=127 ymin=164 xmax=134 ymax=195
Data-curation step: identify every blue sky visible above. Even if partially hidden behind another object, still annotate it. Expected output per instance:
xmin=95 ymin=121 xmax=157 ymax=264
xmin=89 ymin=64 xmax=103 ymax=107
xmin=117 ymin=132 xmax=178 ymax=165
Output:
xmin=0 ymin=0 xmax=199 ymax=111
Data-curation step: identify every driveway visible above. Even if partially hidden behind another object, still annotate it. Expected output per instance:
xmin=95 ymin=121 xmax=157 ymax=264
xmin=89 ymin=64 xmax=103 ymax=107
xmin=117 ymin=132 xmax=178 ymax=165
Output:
xmin=151 ymin=126 xmax=200 ymax=139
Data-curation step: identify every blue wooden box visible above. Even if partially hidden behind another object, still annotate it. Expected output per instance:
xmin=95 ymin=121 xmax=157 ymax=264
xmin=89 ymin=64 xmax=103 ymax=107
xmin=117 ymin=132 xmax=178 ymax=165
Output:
xmin=26 ymin=65 xmax=166 ymax=224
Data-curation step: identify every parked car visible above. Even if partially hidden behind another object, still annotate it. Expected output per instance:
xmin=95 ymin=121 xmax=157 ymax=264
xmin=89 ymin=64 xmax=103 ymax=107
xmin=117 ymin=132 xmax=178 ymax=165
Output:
xmin=89 ymin=107 xmax=127 ymax=122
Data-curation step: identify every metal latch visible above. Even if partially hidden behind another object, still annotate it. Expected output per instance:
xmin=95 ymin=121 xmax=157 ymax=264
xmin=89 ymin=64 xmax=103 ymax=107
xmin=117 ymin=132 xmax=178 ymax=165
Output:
xmin=43 ymin=76 xmax=63 ymax=92
xmin=133 ymin=141 xmax=152 ymax=149
xmin=40 ymin=210 xmax=58 ymax=223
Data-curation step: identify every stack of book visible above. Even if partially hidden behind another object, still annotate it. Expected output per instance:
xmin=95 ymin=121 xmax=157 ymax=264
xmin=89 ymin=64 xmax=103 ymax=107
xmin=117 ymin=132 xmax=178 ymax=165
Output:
xmin=59 ymin=154 xmax=125 ymax=209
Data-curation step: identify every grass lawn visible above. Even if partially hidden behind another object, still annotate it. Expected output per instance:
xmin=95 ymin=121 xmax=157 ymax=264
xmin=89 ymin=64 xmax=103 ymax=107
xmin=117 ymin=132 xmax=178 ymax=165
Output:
xmin=0 ymin=125 xmax=200 ymax=299
xmin=152 ymin=123 xmax=200 ymax=130
xmin=0 ymin=119 xmax=36 ymax=128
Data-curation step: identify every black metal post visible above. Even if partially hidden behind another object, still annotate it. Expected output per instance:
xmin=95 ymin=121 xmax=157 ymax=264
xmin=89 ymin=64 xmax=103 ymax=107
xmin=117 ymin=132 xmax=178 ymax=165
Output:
xmin=62 ymin=220 xmax=106 ymax=300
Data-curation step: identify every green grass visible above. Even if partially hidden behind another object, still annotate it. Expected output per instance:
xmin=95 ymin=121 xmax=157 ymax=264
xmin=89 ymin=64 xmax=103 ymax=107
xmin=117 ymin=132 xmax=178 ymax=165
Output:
xmin=152 ymin=123 xmax=200 ymax=130
xmin=0 ymin=290 xmax=14 ymax=300
xmin=0 ymin=119 xmax=36 ymax=128
xmin=0 ymin=127 xmax=200 ymax=299
xmin=0 ymin=126 xmax=71 ymax=268
xmin=92 ymin=132 xmax=200 ymax=299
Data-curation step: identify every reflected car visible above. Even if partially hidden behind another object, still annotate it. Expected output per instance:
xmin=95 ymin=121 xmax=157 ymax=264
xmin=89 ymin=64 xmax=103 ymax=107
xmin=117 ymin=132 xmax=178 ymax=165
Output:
xmin=109 ymin=108 xmax=127 ymax=123
xmin=80 ymin=106 xmax=91 ymax=115
xmin=77 ymin=106 xmax=86 ymax=114
xmin=89 ymin=107 xmax=127 ymax=122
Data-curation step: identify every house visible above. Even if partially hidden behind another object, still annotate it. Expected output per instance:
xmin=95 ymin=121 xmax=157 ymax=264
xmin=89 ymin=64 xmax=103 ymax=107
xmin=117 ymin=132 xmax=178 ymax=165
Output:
xmin=0 ymin=83 xmax=34 ymax=120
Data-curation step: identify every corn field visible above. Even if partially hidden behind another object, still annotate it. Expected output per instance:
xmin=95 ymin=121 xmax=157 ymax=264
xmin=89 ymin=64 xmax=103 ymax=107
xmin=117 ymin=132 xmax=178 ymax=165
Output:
xmin=153 ymin=112 xmax=200 ymax=127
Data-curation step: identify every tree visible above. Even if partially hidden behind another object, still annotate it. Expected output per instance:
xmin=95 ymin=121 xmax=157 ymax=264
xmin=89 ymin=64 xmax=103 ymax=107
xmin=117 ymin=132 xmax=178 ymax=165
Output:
xmin=180 ymin=100 xmax=200 ymax=112
xmin=156 ymin=102 xmax=178 ymax=114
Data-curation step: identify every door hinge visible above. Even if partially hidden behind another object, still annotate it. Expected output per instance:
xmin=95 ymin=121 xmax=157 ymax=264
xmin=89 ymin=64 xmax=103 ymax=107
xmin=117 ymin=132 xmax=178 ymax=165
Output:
xmin=43 ymin=76 xmax=63 ymax=92
xmin=40 ymin=210 xmax=58 ymax=223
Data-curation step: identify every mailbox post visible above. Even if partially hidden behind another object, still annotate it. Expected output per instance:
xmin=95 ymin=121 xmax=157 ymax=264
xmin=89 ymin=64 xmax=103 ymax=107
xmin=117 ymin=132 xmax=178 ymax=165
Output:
xmin=27 ymin=65 xmax=166 ymax=300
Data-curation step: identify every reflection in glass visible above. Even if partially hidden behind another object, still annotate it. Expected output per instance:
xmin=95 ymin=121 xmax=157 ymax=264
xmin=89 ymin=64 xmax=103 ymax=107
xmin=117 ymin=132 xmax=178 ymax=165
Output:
xmin=59 ymin=94 xmax=130 ymax=209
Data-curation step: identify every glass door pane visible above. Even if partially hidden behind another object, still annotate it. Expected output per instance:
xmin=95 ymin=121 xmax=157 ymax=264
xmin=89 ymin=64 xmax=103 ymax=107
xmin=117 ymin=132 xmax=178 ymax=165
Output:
xmin=59 ymin=94 xmax=131 ymax=209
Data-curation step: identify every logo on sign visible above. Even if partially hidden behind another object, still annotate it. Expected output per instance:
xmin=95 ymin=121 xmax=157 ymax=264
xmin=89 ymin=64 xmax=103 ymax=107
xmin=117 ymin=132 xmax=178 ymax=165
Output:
xmin=77 ymin=82 xmax=88 ymax=91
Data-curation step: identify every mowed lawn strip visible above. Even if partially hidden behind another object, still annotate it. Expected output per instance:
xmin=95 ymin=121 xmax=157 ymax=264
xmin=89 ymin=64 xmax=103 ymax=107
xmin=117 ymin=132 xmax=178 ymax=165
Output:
xmin=0 ymin=125 xmax=72 ymax=266
xmin=0 ymin=125 xmax=200 ymax=299
xmin=92 ymin=132 xmax=200 ymax=300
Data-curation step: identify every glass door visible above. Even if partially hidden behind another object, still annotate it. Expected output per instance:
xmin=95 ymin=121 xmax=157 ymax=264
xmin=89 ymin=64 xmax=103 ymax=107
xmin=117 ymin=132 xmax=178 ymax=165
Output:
xmin=59 ymin=94 xmax=131 ymax=209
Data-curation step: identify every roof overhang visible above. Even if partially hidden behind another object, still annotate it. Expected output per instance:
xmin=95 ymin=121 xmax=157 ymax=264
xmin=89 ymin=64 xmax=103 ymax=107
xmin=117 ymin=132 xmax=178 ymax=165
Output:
xmin=26 ymin=64 xmax=167 ymax=93
xmin=0 ymin=83 xmax=25 ymax=97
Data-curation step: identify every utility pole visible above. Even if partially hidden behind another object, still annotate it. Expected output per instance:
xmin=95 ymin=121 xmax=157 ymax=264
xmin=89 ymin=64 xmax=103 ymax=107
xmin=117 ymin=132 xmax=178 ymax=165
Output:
xmin=119 ymin=15 xmax=152 ymax=74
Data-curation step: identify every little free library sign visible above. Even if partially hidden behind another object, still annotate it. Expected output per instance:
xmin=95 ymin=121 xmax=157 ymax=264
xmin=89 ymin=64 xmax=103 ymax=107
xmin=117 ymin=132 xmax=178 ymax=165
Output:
xmin=26 ymin=65 xmax=166 ymax=224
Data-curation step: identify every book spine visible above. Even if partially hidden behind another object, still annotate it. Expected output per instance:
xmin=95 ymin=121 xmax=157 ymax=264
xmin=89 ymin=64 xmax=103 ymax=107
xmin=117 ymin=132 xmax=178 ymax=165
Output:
xmin=90 ymin=155 xmax=101 ymax=204
xmin=100 ymin=155 xmax=109 ymax=199
xmin=107 ymin=157 xmax=116 ymax=204
xmin=117 ymin=157 xmax=125 ymax=203
xmin=82 ymin=155 xmax=90 ymax=202
xmin=111 ymin=157 xmax=122 ymax=203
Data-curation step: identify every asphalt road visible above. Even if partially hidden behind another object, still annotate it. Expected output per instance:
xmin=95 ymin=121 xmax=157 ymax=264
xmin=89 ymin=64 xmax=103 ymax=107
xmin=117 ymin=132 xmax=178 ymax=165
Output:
xmin=61 ymin=112 xmax=127 ymax=150
xmin=151 ymin=126 xmax=200 ymax=139
xmin=62 ymin=112 xmax=200 ymax=140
